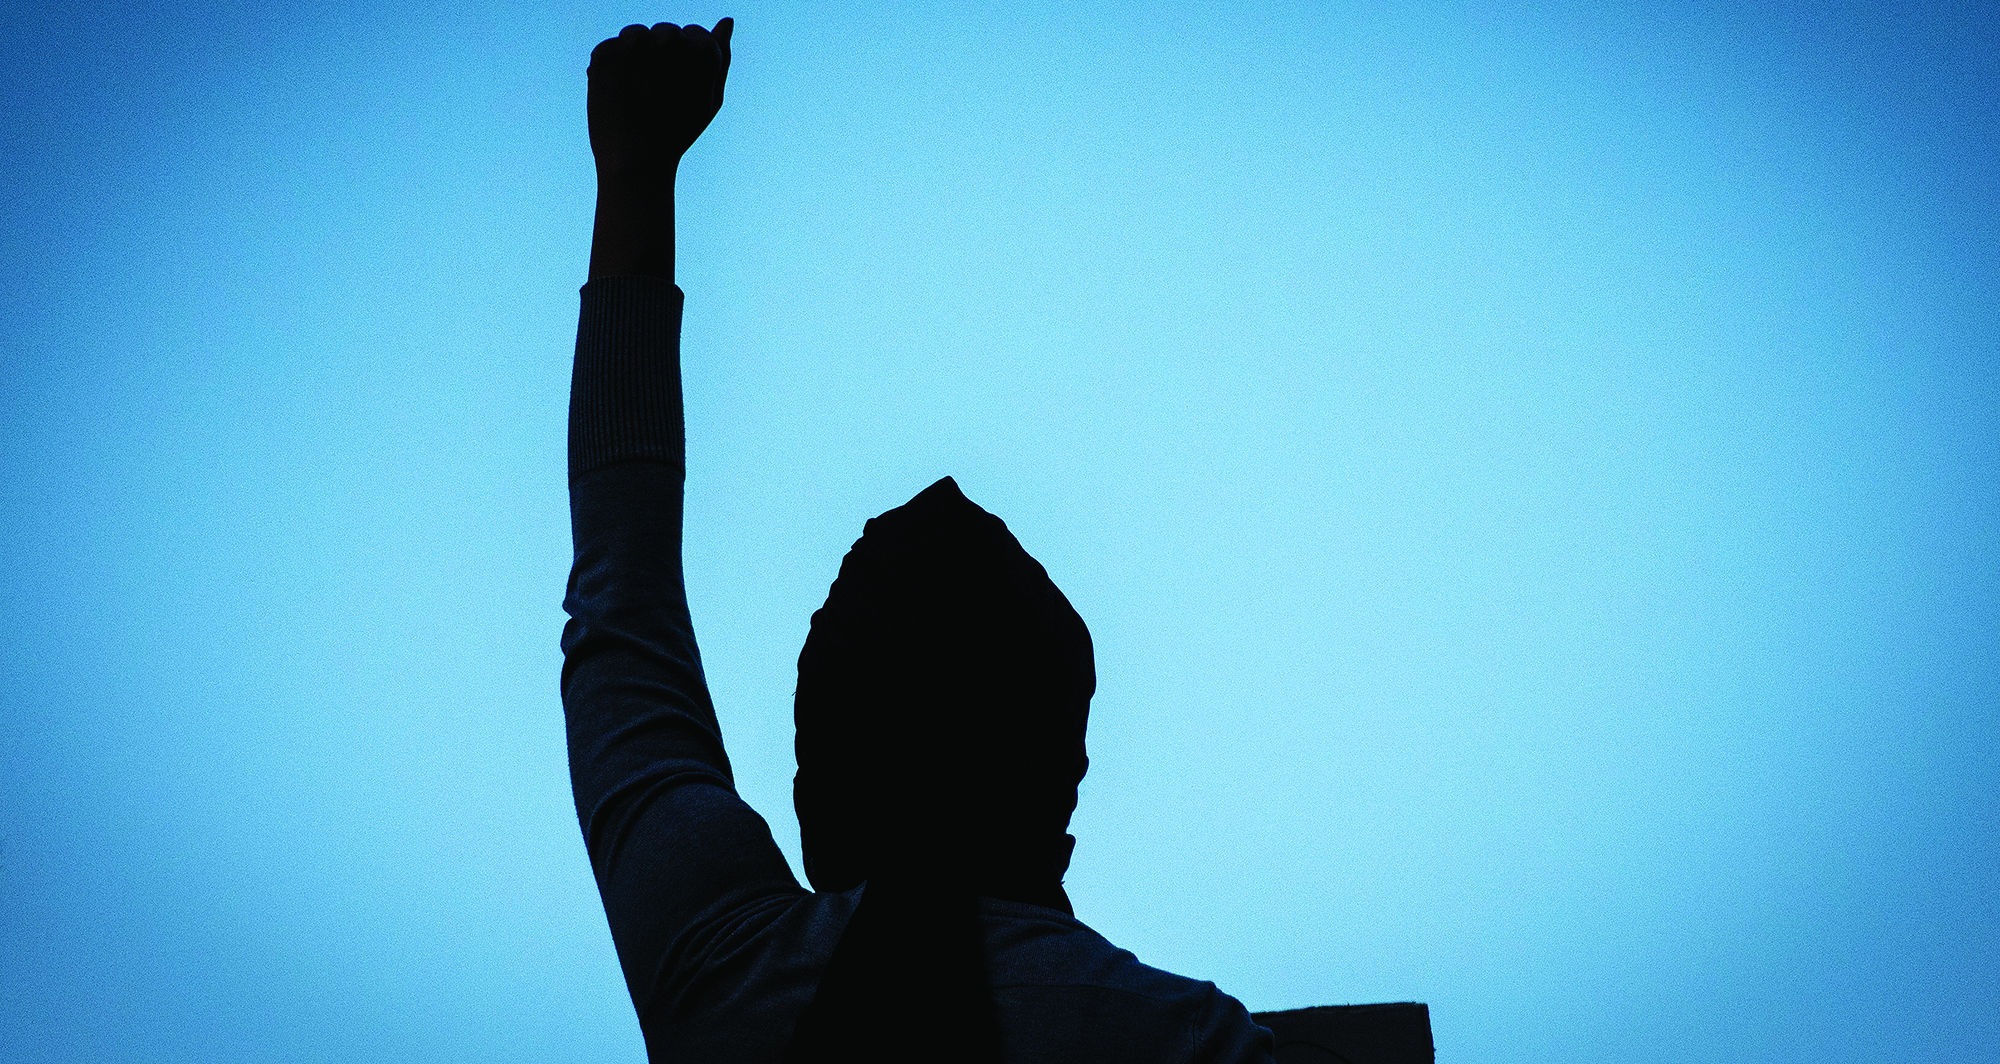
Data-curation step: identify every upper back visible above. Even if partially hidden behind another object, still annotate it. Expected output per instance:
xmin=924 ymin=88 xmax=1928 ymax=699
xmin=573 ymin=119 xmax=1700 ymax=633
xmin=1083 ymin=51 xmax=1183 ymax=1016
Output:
xmin=643 ymin=889 xmax=1274 ymax=1064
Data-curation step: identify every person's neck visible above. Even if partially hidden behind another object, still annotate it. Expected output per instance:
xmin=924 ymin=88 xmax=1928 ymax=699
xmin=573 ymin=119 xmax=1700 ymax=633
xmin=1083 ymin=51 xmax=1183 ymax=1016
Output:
xmin=983 ymin=880 xmax=1072 ymax=915
xmin=866 ymin=860 xmax=1074 ymax=916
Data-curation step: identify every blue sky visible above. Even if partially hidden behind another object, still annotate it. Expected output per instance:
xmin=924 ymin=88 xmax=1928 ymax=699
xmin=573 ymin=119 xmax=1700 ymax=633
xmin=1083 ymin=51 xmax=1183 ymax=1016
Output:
xmin=3 ymin=1 xmax=1995 ymax=1061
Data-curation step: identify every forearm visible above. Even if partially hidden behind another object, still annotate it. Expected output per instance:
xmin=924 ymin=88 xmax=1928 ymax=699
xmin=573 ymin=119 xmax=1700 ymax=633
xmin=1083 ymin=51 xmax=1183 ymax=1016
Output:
xmin=588 ymin=167 xmax=676 ymax=282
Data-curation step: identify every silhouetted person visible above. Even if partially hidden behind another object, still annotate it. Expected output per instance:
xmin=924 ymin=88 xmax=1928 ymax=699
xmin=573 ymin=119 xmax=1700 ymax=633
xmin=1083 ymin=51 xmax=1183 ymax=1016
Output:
xmin=563 ymin=19 xmax=1276 ymax=1063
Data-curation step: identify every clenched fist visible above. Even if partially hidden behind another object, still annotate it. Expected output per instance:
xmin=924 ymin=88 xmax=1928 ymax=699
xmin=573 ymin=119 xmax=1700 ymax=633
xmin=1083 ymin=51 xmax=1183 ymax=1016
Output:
xmin=588 ymin=18 xmax=733 ymax=180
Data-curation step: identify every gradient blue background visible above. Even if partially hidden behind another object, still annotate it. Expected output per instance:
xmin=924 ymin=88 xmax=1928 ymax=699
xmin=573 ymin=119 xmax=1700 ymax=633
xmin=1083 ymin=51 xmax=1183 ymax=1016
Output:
xmin=4 ymin=1 xmax=1995 ymax=1061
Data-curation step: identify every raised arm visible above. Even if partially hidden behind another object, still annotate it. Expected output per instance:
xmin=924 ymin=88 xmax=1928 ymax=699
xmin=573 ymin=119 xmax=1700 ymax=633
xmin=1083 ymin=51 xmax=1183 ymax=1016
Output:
xmin=586 ymin=18 xmax=732 ymax=282
xmin=563 ymin=17 xmax=803 ymax=1024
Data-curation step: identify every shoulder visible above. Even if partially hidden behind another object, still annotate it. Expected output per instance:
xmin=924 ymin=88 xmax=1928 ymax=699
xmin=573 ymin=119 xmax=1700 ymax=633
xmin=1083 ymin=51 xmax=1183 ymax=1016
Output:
xmin=980 ymin=900 xmax=1276 ymax=1064
xmin=643 ymin=889 xmax=857 ymax=1063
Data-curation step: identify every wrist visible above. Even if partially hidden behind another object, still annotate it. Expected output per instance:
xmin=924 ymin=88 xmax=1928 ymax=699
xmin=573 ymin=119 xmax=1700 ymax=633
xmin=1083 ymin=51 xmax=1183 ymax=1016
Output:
xmin=588 ymin=173 xmax=675 ymax=282
xmin=594 ymin=152 xmax=680 ymax=193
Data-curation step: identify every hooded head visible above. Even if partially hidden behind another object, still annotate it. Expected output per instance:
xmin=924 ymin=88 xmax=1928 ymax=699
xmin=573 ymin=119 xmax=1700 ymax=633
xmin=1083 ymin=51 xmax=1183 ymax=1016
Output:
xmin=793 ymin=477 xmax=1094 ymax=906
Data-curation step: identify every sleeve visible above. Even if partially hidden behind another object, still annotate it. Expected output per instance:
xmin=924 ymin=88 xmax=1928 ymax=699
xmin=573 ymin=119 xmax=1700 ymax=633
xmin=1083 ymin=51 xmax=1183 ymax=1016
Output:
xmin=561 ymin=276 xmax=806 ymax=1017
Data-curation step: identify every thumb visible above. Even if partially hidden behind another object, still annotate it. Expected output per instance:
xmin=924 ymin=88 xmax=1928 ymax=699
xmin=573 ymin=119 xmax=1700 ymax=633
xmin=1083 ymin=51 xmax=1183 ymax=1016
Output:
xmin=708 ymin=15 xmax=732 ymax=60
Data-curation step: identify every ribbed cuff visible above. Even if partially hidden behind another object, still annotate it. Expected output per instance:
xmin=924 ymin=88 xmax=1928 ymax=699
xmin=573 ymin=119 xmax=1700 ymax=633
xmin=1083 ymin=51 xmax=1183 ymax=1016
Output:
xmin=569 ymin=276 xmax=686 ymax=484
